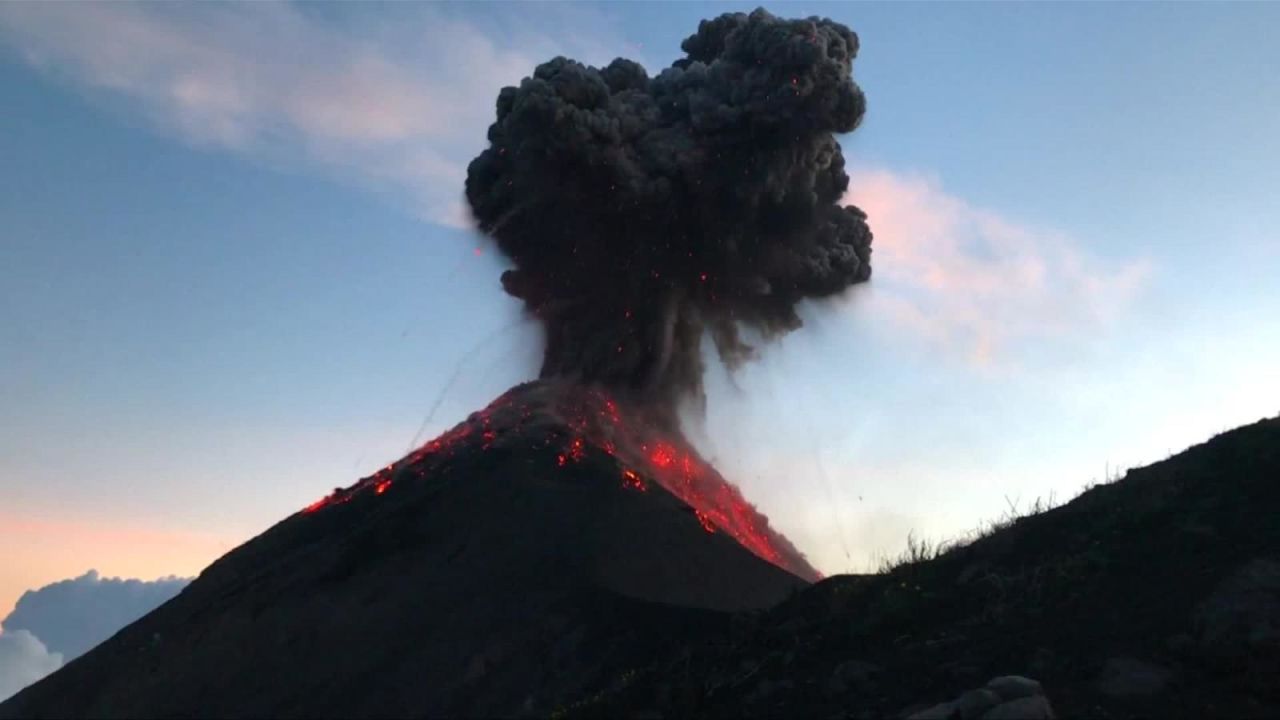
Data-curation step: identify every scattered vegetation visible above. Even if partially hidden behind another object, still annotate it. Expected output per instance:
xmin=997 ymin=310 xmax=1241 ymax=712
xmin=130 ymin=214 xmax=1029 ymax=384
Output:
xmin=575 ymin=415 xmax=1280 ymax=720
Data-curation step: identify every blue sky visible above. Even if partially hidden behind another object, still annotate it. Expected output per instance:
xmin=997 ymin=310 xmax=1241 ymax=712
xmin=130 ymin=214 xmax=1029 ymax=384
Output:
xmin=1 ymin=2 xmax=1278 ymax=615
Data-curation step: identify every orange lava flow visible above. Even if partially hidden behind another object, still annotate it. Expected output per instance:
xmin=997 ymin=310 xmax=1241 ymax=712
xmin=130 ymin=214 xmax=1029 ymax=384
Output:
xmin=299 ymin=381 xmax=820 ymax=582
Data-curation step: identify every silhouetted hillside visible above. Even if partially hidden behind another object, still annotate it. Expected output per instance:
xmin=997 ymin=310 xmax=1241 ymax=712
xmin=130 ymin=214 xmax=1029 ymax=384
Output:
xmin=577 ymin=415 xmax=1280 ymax=719
xmin=0 ymin=381 xmax=808 ymax=718
xmin=5 ymin=405 xmax=1275 ymax=719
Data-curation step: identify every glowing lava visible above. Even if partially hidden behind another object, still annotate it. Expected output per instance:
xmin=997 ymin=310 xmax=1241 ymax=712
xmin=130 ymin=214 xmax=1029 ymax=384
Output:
xmin=300 ymin=380 xmax=821 ymax=582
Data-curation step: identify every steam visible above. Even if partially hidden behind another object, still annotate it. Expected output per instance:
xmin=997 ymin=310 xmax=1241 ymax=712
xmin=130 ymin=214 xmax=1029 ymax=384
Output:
xmin=466 ymin=8 xmax=873 ymax=424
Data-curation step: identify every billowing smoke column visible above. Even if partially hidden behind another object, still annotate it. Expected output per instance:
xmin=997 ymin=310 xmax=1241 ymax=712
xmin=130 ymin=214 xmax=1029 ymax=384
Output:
xmin=467 ymin=8 xmax=872 ymax=424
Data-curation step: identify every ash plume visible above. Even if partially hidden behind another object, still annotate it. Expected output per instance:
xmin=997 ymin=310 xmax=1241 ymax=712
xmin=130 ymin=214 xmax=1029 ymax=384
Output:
xmin=466 ymin=7 xmax=872 ymax=423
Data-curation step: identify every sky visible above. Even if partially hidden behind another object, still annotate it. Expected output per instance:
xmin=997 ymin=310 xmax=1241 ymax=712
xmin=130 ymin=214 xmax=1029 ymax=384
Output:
xmin=1 ymin=0 xmax=1278 ymax=642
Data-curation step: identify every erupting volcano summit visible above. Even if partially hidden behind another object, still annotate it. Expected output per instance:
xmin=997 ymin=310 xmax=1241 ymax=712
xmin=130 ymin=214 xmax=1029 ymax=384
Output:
xmin=304 ymin=380 xmax=821 ymax=582
xmin=0 ymin=9 xmax=874 ymax=718
xmin=467 ymin=6 xmax=873 ymax=424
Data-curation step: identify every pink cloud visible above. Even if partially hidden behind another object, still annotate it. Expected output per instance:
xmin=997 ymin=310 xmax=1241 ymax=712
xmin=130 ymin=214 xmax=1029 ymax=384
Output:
xmin=844 ymin=169 xmax=1152 ymax=366
xmin=0 ymin=4 xmax=1151 ymax=359
xmin=0 ymin=3 xmax=622 ymax=227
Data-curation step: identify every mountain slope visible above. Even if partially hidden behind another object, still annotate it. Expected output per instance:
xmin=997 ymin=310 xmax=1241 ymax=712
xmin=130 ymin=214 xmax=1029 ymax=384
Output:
xmin=579 ymin=415 xmax=1280 ymax=719
xmin=0 ymin=381 xmax=809 ymax=718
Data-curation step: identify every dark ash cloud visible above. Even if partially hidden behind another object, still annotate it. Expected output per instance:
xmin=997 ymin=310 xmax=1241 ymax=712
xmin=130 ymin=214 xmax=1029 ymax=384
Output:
xmin=466 ymin=7 xmax=873 ymax=424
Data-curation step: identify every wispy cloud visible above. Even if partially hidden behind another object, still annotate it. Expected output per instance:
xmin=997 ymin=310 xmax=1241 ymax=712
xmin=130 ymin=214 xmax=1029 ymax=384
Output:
xmin=0 ymin=3 xmax=623 ymax=227
xmin=844 ymin=169 xmax=1152 ymax=366
xmin=0 ymin=3 xmax=1149 ymax=363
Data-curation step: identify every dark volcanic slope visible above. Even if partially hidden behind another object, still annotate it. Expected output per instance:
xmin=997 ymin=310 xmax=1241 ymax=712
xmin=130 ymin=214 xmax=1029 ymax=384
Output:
xmin=578 ymin=415 xmax=1280 ymax=719
xmin=0 ymin=382 xmax=808 ymax=719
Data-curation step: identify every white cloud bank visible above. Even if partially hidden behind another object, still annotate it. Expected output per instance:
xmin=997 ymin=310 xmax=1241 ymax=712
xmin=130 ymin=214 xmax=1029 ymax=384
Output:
xmin=0 ymin=570 xmax=188 ymax=702
xmin=0 ymin=629 xmax=62 ymax=704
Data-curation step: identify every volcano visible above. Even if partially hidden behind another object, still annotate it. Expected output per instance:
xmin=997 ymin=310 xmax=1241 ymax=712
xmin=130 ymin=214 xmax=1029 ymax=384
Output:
xmin=0 ymin=10 xmax=880 ymax=716
xmin=0 ymin=381 xmax=813 ymax=718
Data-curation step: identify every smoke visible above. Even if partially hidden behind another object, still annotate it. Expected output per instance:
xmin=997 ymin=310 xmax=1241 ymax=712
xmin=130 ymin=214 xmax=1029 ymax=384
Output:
xmin=466 ymin=8 xmax=873 ymax=423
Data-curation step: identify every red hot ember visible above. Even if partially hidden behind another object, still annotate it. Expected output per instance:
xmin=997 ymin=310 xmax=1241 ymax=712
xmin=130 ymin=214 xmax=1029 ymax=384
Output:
xmin=300 ymin=380 xmax=821 ymax=582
